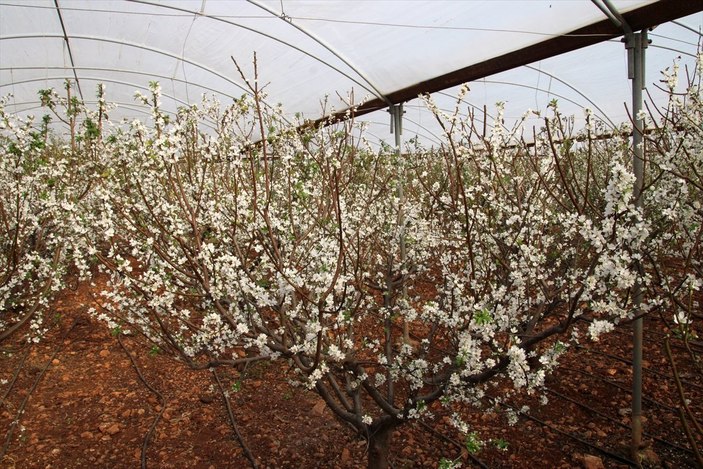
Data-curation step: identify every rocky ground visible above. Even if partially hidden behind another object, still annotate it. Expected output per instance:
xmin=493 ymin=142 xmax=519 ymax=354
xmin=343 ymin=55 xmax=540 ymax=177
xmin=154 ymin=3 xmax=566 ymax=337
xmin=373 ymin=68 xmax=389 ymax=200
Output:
xmin=1 ymin=278 xmax=701 ymax=468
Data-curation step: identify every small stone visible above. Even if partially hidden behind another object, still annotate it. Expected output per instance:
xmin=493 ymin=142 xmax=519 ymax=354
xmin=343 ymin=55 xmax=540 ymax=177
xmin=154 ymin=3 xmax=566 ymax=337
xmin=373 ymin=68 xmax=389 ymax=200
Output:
xmin=341 ymin=447 xmax=351 ymax=463
xmin=311 ymin=399 xmax=326 ymax=416
xmin=641 ymin=448 xmax=661 ymax=465
xmin=98 ymin=423 xmax=120 ymax=435
xmin=582 ymin=454 xmax=605 ymax=469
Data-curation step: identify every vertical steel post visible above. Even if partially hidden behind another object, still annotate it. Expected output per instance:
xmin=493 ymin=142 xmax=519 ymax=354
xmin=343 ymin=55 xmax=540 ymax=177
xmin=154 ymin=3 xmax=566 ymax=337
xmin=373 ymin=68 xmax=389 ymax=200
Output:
xmin=627 ymin=28 xmax=647 ymax=458
xmin=389 ymin=104 xmax=409 ymax=343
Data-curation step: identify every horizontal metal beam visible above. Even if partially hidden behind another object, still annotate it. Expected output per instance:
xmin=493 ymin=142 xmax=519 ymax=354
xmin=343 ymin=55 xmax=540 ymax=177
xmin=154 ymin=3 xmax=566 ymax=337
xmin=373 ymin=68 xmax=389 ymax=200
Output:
xmin=308 ymin=0 xmax=702 ymax=128
xmin=0 ymin=65 xmax=232 ymax=99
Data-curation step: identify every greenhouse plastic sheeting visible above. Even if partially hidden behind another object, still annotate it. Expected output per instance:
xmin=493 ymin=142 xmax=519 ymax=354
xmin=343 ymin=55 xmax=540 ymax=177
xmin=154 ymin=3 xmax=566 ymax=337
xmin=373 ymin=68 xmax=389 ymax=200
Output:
xmin=0 ymin=0 xmax=701 ymax=143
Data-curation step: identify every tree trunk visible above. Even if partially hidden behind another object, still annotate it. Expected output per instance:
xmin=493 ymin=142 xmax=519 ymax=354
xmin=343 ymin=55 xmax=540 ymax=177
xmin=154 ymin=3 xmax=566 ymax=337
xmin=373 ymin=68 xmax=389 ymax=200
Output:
xmin=367 ymin=422 xmax=394 ymax=469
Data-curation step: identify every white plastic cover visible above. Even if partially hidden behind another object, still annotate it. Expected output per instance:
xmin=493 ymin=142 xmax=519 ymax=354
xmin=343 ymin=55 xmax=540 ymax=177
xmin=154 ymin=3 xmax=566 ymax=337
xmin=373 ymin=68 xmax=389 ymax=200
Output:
xmin=0 ymin=1 xmax=701 ymax=144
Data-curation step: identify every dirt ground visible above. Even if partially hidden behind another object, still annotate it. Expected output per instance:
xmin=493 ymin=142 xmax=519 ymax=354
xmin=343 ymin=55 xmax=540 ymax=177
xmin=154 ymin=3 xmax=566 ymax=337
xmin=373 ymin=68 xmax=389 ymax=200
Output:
xmin=1 ymin=278 xmax=701 ymax=469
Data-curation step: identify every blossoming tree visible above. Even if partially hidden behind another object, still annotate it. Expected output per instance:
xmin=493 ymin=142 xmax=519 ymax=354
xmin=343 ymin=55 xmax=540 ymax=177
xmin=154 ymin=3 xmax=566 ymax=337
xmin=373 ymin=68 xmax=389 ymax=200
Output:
xmin=75 ymin=78 xmax=651 ymax=468
xmin=0 ymin=82 xmax=105 ymax=343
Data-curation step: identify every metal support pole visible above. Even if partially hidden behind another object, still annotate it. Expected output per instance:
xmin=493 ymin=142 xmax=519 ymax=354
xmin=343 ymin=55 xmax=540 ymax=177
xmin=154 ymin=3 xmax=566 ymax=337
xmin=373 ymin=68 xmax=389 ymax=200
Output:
xmin=596 ymin=2 xmax=650 ymax=460
xmin=626 ymin=28 xmax=647 ymax=460
xmin=389 ymin=103 xmax=409 ymax=343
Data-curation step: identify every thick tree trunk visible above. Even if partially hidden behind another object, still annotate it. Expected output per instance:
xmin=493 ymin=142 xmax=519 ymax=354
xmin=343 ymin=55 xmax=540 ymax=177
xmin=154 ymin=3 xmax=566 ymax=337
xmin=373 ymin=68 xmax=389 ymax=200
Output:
xmin=367 ymin=423 xmax=394 ymax=469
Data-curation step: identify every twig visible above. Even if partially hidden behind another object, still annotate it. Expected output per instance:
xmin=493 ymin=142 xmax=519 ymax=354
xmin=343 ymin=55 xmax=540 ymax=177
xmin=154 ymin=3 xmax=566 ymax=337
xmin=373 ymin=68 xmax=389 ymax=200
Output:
xmin=0 ymin=293 xmax=48 ymax=344
xmin=0 ymin=246 xmax=63 ymax=343
xmin=211 ymin=367 xmax=258 ymax=469
xmin=117 ymin=334 xmax=166 ymax=469
xmin=676 ymin=407 xmax=703 ymax=468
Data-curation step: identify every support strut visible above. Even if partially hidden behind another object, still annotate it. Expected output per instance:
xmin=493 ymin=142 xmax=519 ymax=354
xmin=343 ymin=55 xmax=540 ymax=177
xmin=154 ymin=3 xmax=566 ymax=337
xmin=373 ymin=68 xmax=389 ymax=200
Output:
xmin=389 ymin=103 xmax=410 ymax=344
xmin=626 ymin=28 xmax=648 ymax=460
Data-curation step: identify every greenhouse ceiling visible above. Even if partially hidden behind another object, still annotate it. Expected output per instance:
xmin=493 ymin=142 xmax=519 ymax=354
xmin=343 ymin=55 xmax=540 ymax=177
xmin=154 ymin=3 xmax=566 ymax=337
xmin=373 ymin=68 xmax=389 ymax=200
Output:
xmin=0 ymin=0 xmax=702 ymax=145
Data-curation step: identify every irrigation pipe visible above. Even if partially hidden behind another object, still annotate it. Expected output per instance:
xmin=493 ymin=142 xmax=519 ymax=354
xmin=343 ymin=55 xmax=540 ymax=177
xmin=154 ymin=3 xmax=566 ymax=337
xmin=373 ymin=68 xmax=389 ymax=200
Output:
xmin=0 ymin=347 xmax=31 ymax=406
xmin=417 ymin=420 xmax=489 ymax=469
xmin=500 ymin=402 xmax=638 ymax=467
xmin=545 ymin=387 xmax=694 ymax=455
xmin=576 ymin=345 xmax=703 ymax=392
xmin=1 ymin=311 xmax=70 ymax=406
xmin=211 ymin=367 xmax=259 ymax=469
xmin=665 ymin=337 xmax=703 ymax=466
xmin=117 ymin=334 xmax=166 ymax=469
xmin=0 ymin=318 xmax=80 ymax=461
xmin=612 ymin=324 xmax=703 ymax=355
xmin=561 ymin=366 xmax=677 ymax=413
